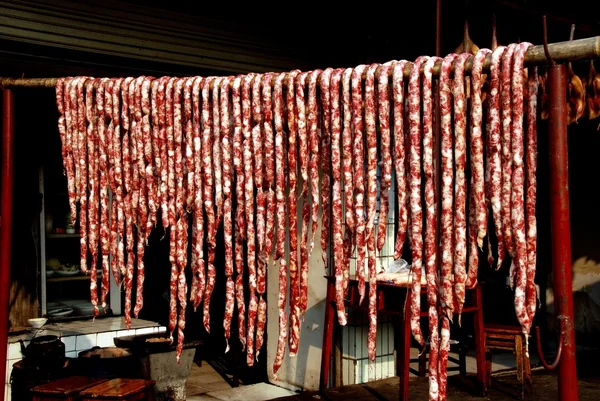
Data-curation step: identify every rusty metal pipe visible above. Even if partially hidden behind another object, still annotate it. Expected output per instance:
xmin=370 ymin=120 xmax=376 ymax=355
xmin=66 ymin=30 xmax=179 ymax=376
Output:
xmin=547 ymin=64 xmax=579 ymax=401
xmin=1 ymin=36 xmax=600 ymax=89
xmin=0 ymin=88 xmax=15 ymax=401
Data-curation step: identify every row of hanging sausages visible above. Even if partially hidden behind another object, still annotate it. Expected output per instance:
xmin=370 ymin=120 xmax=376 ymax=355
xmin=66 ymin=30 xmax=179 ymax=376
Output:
xmin=55 ymin=42 xmax=538 ymax=399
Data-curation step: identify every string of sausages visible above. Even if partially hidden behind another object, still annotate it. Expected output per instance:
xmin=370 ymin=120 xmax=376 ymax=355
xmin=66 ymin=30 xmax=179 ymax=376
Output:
xmin=54 ymin=44 xmax=538 ymax=395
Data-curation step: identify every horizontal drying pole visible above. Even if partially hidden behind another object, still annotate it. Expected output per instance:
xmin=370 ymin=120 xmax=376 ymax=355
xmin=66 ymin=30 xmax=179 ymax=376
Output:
xmin=1 ymin=36 xmax=599 ymax=89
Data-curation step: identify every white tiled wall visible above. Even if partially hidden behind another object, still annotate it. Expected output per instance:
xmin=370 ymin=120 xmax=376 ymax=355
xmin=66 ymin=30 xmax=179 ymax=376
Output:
xmin=335 ymin=170 xmax=398 ymax=386
xmin=5 ymin=320 xmax=165 ymax=401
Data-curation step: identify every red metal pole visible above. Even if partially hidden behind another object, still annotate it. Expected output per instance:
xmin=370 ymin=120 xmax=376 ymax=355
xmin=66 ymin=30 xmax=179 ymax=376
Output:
xmin=547 ymin=64 xmax=579 ymax=401
xmin=0 ymin=88 xmax=15 ymax=401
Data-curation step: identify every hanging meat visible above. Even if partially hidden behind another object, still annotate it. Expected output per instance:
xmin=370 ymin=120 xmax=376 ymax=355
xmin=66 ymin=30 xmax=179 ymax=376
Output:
xmin=75 ymin=78 xmax=89 ymax=277
xmin=377 ymin=63 xmax=392 ymax=254
xmin=202 ymin=77 xmax=217 ymax=334
xmin=307 ymin=69 xmax=322 ymax=257
xmin=422 ymin=56 xmax=441 ymax=400
xmin=256 ymin=73 xmax=274 ymax=360
xmin=242 ymin=73 xmax=258 ymax=365
xmin=526 ymin=67 xmax=539 ymax=324
xmin=287 ymin=70 xmax=301 ymax=357
xmin=439 ymin=54 xmax=458 ymax=317
xmin=84 ymin=78 xmax=100 ymax=300
xmin=487 ymin=46 xmax=507 ymax=270
xmin=364 ymin=63 xmax=380 ymax=362
xmin=296 ymin=72 xmax=311 ymax=318
xmin=320 ymin=68 xmax=333 ymax=267
xmin=511 ymin=42 xmax=533 ymax=337
xmin=351 ymin=65 xmax=367 ymax=305
xmin=392 ymin=61 xmax=409 ymax=260
xmin=112 ymin=78 xmax=126 ymax=280
xmin=330 ymin=68 xmax=347 ymax=326
xmin=408 ymin=57 xmax=428 ymax=346
xmin=231 ymin=75 xmax=246 ymax=350
xmin=220 ymin=76 xmax=235 ymax=352
xmin=567 ymin=28 xmax=585 ymax=125
xmin=587 ymin=61 xmax=600 ymax=121
xmin=273 ymin=72 xmax=289 ymax=375
xmin=341 ymin=68 xmax=354 ymax=280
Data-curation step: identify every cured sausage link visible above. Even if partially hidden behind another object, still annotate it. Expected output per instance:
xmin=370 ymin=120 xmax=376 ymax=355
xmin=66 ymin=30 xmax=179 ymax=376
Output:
xmin=488 ymin=47 xmax=507 ymax=270
xmin=307 ymin=69 xmax=322 ymax=256
xmin=439 ymin=54 xmax=458 ymax=318
xmin=377 ymin=63 xmax=392 ymax=253
xmin=470 ymin=49 xmax=492 ymax=255
xmin=452 ymin=53 xmax=472 ymax=321
xmin=201 ymin=77 xmax=217 ymax=334
xmin=221 ymin=77 xmax=235 ymax=352
xmin=501 ymin=44 xmax=518 ymax=260
xmin=242 ymin=74 xmax=258 ymax=365
xmin=408 ymin=57 xmax=428 ymax=346
xmin=364 ymin=64 xmax=379 ymax=362
xmin=526 ymin=67 xmax=539 ymax=323
xmin=231 ymin=76 xmax=246 ymax=350
xmin=320 ymin=68 xmax=333 ymax=267
xmin=351 ymin=65 xmax=367 ymax=305
xmin=287 ymin=71 xmax=301 ymax=357
xmin=392 ymin=61 xmax=409 ymax=259
xmin=423 ymin=57 xmax=441 ymax=400
xmin=330 ymin=69 xmax=347 ymax=326
xmin=512 ymin=43 xmax=533 ymax=337
xmin=341 ymin=68 xmax=353 ymax=293
xmin=273 ymin=72 xmax=288 ymax=374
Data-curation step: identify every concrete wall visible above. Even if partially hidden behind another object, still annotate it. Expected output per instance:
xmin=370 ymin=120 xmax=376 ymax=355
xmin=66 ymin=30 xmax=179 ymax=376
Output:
xmin=265 ymin=201 xmax=327 ymax=391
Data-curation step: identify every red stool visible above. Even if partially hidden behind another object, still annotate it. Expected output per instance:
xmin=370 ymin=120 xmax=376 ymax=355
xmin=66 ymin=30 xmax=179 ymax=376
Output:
xmin=32 ymin=376 xmax=107 ymax=401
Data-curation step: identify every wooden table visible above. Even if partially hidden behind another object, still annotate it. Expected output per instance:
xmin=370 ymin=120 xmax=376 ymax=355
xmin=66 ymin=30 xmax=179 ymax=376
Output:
xmin=32 ymin=377 xmax=108 ymax=401
xmin=320 ymin=277 xmax=487 ymax=401
xmin=79 ymin=379 xmax=155 ymax=401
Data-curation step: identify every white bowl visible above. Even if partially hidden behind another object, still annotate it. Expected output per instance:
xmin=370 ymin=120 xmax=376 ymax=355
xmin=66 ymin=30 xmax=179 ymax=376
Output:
xmin=28 ymin=318 xmax=48 ymax=328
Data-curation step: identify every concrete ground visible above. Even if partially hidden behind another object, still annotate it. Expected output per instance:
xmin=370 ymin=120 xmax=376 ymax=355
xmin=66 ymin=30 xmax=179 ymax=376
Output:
xmin=272 ymin=372 xmax=600 ymax=401
xmin=186 ymin=363 xmax=296 ymax=401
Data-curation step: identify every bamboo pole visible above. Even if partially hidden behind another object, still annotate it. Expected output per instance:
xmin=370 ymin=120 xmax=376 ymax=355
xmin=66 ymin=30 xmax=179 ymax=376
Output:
xmin=1 ymin=36 xmax=599 ymax=89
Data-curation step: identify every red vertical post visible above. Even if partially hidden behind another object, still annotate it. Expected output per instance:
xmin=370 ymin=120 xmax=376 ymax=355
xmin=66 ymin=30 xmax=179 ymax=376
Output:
xmin=0 ymin=88 xmax=15 ymax=401
xmin=547 ymin=64 xmax=579 ymax=401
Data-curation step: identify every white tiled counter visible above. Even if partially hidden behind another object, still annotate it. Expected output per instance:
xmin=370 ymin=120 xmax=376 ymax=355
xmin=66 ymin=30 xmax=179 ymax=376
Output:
xmin=6 ymin=317 xmax=166 ymax=401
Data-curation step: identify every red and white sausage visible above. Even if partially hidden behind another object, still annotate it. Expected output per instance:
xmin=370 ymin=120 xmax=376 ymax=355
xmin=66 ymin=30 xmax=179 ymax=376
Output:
xmin=307 ymin=69 xmax=321 ymax=256
xmin=470 ymin=49 xmax=492 ymax=254
xmin=526 ymin=66 xmax=539 ymax=323
xmin=273 ymin=72 xmax=289 ymax=374
xmin=512 ymin=42 xmax=533 ymax=336
xmin=488 ymin=46 xmax=507 ymax=270
xmin=501 ymin=44 xmax=518 ymax=260
xmin=377 ymin=63 xmax=392 ymax=253
xmin=232 ymin=76 xmax=246 ymax=350
xmin=287 ymin=71 xmax=301 ymax=357
xmin=320 ymin=68 xmax=333 ymax=266
xmin=408 ymin=57 xmax=428 ymax=346
xmin=330 ymin=69 xmax=347 ymax=326
xmin=341 ymin=68 xmax=354 ymax=292
xmin=202 ymin=77 xmax=217 ymax=333
xmin=392 ymin=61 xmax=409 ymax=260
xmin=423 ymin=56 xmax=441 ymax=399
xmin=439 ymin=54 xmax=458 ymax=317
xmin=76 ymin=78 xmax=89 ymax=275
xmin=84 ymin=78 xmax=100 ymax=294
xmin=364 ymin=63 xmax=379 ymax=361
xmin=452 ymin=53 xmax=472 ymax=321
xmin=351 ymin=65 xmax=367 ymax=305
xmin=243 ymin=74 xmax=258 ymax=365
xmin=221 ymin=77 xmax=235 ymax=351
xmin=213 ymin=77 xmax=224 ymax=226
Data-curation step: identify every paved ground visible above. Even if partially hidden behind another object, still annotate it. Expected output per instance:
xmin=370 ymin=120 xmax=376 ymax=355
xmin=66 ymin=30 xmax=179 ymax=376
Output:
xmin=271 ymin=371 xmax=600 ymax=401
